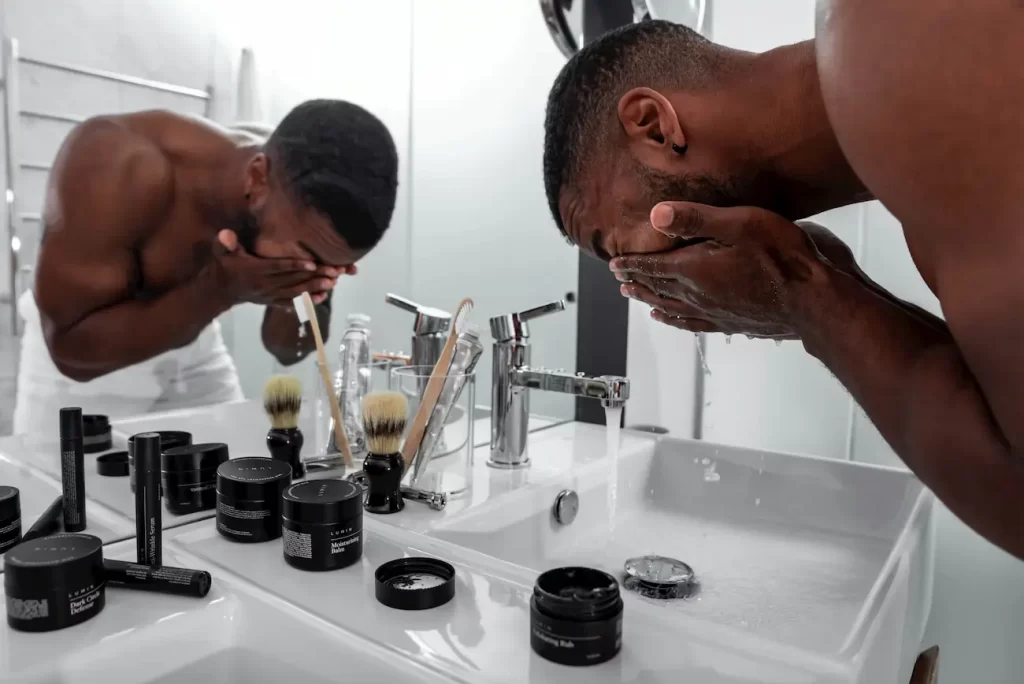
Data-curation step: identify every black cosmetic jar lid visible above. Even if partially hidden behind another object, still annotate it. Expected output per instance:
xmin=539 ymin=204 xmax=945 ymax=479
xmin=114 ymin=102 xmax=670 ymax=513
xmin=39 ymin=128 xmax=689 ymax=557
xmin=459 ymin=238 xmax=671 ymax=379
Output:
xmin=217 ymin=457 xmax=292 ymax=500
xmin=81 ymin=415 xmax=112 ymax=454
xmin=375 ymin=557 xmax=456 ymax=610
xmin=4 ymin=533 xmax=105 ymax=632
xmin=282 ymin=480 xmax=362 ymax=525
xmin=0 ymin=486 xmax=21 ymax=553
xmin=96 ymin=451 xmax=129 ymax=477
xmin=0 ymin=486 xmax=20 ymax=524
xmin=530 ymin=566 xmax=624 ymax=667
xmin=162 ymin=442 xmax=230 ymax=475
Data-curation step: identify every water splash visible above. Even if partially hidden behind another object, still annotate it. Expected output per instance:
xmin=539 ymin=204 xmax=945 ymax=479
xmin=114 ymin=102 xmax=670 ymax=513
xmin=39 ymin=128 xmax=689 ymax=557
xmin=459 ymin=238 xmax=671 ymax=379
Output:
xmin=703 ymin=461 xmax=720 ymax=483
xmin=725 ymin=335 xmax=732 ymax=345
xmin=695 ymin=333 xmax=712 ymax=376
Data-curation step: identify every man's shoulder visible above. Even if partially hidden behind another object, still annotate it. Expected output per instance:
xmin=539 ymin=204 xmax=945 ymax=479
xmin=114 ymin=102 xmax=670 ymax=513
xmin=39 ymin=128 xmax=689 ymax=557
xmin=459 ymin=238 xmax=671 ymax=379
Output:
xmin=48 ymin=116 xmax=175 ymax=235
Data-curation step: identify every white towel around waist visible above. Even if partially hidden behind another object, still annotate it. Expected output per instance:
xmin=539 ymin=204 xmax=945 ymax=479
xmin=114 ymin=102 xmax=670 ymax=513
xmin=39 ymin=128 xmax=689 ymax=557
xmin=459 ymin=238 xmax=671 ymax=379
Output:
xmin=13 ymin=289 xmax=244 ymax=435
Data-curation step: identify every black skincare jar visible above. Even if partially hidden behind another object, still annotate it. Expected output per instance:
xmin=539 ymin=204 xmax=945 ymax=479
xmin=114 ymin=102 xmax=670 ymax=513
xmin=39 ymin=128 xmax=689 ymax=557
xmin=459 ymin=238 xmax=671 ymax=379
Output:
xmin=530 ymin=567 xmax=623 ymax=667
xmin=81 ymin=415 xmax=112 ymax=454
xmin=129 ymin=430 xmax=192 ymax=493
xmin=0 ymin=486 xmax=21 ymax=554
xmin=282 ymin=480 xmax=363 ymax=571
xmin=216 ymin=457 xmax=292 ymax=543
xmin=161 ymin=443 xmax=230 ymax=515
xmin=4 ymin=533 xmax=105 ymax=632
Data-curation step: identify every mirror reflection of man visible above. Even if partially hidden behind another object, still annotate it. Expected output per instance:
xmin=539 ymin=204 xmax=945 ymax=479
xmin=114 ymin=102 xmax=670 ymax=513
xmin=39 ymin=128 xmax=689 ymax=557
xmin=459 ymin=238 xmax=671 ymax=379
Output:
xmin=14 ymin=100 xmax=398 ymax=435
xmin=544 ymin=7 xmax=1024 ymax=561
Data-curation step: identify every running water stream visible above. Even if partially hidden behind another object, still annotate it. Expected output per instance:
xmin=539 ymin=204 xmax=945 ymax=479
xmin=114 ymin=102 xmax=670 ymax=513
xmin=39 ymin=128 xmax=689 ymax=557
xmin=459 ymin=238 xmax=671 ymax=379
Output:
xmin=604 ymin=405 xmax=623 ymax=537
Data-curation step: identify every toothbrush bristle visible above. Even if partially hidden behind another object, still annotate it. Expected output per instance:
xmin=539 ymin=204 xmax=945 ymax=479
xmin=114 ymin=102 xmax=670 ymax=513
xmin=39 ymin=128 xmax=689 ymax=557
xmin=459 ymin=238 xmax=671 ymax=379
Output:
xmin=454 ymin=298 xmax=474 ymax=334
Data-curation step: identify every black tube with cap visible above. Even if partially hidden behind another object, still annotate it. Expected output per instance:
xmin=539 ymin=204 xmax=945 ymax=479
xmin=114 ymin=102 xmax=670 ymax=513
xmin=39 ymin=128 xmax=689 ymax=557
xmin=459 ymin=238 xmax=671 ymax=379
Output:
xmin=59 ymin=407 xmax=86 ymax=532
xmin=133 ymin=433 xmax=162 ymax=566
xmin=103 ymin=559 xmax=211 ymax=598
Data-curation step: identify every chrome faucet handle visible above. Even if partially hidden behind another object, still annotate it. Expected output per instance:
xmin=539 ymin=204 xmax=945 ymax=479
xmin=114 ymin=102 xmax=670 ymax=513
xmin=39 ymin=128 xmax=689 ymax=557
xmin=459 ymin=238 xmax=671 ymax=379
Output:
xmin=385 ymin=293 xmax=452 ymax=335
xmin=489 ymin=300 xmax=566 ymax=342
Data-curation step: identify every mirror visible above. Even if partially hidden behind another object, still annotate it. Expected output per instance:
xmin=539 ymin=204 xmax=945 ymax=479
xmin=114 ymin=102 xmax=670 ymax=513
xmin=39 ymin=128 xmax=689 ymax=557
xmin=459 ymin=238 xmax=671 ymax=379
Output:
xmin=635 ymin=0 xmax=707 ymax=31
xmin=0 ymin=0 xmax=582 ymax=445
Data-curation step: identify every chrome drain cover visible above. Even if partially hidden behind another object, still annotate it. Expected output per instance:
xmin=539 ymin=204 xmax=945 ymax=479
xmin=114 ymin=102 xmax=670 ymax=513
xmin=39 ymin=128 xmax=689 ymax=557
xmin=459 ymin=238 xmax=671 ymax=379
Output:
xmin=623 ymin=555 xmax=697 ymax=600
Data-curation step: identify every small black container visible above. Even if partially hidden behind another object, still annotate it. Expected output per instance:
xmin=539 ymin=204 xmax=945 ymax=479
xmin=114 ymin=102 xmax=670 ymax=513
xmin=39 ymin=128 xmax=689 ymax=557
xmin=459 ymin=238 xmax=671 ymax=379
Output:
xmin=530 ymin=567 xmax=623 ymax=667
xmin=161 ymin=443 xmax=230 ymax=515
xmin=281 ymin=480 xmax=363 ymax=571
xmin=4 ymin=533 xmax=105 ymax=632
xmin=216 ymin=457 xmax=291 ymax=543
xmin=82 ymin=414 xmax=112 ymax=454
xmin=128 ymin=430 xmax=192 ymax=493
xmin=0 ymin=486 xmax=21 ymax=554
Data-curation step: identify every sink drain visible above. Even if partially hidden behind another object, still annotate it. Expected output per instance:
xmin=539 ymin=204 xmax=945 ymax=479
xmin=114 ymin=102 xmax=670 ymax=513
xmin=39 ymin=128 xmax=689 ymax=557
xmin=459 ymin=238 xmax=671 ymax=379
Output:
xmin=622 ymin=556 xmax=697 ymax=600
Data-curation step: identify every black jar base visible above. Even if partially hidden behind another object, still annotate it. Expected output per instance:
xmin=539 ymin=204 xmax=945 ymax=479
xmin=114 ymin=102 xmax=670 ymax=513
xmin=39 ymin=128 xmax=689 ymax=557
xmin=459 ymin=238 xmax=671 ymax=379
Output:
xmin=364 ymin=499 xmax=405 ymax=515
xmin=284 ymin=553 xmax=361 ymax=572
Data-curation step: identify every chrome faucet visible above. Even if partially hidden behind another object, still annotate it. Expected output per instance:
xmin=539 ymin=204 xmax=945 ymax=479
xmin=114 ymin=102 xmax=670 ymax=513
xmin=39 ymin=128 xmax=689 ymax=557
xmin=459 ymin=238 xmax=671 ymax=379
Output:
xmin=489 ymin=300 xmax=630 ymax=469
xmin=385 ymin=294 xmax=452 ymax=376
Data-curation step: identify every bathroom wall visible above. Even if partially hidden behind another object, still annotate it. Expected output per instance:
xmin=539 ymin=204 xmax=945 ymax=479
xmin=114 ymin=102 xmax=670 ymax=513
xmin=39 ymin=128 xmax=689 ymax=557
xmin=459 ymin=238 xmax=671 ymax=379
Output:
xmin=623 ymin=1 xmax=1024 ymax=682
xmin=407 ymin=0 xmax=579 ymax=420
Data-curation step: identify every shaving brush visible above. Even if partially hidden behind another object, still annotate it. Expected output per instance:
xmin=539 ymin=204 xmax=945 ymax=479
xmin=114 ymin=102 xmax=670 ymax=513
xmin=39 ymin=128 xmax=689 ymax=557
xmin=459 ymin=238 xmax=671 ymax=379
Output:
xmin=263 ymin=375 xmax=305 ymax=479
xmin=361 ymin=392 xmax=408 ymax=514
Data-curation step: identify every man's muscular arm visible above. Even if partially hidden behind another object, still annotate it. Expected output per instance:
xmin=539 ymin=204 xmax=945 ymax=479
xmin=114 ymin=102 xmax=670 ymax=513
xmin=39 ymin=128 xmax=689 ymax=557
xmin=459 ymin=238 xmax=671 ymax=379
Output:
xmin=35 ymin=117 xmax=232 ymax=382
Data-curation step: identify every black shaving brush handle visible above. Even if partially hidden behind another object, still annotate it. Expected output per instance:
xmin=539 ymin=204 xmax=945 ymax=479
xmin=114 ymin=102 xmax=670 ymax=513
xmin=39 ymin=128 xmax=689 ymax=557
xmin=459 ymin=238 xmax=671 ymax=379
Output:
xmin=267 ymin=428 xmax=305 ymax=479
xmin=363 ymin=452 xmax=405 ymax=514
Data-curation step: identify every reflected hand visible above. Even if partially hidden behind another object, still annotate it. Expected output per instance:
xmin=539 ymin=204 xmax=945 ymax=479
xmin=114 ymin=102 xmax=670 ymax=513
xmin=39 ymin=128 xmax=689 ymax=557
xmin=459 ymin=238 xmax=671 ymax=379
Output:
xmin=215 ymin=230 xmax=338 ymax=305
xmin=609 ymin=202 xmax=833 ymax=339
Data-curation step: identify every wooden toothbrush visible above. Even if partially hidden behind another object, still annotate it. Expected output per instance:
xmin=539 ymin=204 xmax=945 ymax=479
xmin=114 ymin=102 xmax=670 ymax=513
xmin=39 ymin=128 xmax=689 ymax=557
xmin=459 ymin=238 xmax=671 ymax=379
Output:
xmin=401 ymin=297 xmax=474 ymax=470
xmin=300 ymin=292 xmax=354 ymax=467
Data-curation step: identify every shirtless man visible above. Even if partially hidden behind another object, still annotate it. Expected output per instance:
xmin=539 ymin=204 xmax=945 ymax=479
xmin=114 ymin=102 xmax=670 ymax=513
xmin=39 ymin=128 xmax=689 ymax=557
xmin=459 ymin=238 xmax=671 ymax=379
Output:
xmin=14 ymin=99 xmax=398 ymax=435
xmin=543 ymin=3 xmax=1024 ymax=559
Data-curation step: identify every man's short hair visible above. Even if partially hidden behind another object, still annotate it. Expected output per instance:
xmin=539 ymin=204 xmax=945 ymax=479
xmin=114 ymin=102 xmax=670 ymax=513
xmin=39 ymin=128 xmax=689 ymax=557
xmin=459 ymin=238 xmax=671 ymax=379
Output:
xmin=543 ymin=20 xmax=721 ymax=235
xmin=267 ymin=99 xmax=398 ymax=251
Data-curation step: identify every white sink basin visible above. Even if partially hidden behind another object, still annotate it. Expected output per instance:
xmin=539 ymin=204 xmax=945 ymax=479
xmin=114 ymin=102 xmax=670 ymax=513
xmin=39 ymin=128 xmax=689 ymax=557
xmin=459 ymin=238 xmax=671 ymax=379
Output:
xmin=428 ymin=423 xmax=935 ymax=683
xmin=0 ymin=539 xmax=454 ymax=684
xmin=161 ymin=519 xmax=852 ymax=683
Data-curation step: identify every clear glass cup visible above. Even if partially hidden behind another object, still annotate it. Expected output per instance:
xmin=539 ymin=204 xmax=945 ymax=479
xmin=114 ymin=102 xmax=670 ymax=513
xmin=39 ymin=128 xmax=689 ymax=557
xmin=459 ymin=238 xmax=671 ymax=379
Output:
xmin=308 ymin=358 xmax=398 ymax=467
xmin=391 ymin=365 xmax=476 ymax=498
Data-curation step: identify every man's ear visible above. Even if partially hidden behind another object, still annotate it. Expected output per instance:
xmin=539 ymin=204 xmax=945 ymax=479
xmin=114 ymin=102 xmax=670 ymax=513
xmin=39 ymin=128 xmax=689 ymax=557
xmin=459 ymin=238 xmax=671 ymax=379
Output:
xmin=244 ymin=153 xmax=270 ymax=210
xmin=618 ymin=87 xmax=687 ymax=165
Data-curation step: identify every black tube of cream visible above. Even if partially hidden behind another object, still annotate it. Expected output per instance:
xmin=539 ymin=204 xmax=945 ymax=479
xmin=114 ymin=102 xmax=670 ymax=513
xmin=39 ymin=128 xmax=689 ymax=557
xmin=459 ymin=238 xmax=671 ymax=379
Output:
xmin=59 ymin=408 xmax=86 ymax=532
xmin=103 ymin=559 xmax=211 ymax=598
xmin=133 ymin=432 xmax=162 ymax=566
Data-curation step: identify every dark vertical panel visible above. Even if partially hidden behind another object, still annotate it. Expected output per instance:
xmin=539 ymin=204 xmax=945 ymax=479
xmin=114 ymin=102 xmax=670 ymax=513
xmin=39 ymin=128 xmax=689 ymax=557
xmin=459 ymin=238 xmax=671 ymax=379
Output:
xmin=574 ymin=0 xmax=634 ymax=425
xmin=574 ymin=253 xmax=628 ymax=425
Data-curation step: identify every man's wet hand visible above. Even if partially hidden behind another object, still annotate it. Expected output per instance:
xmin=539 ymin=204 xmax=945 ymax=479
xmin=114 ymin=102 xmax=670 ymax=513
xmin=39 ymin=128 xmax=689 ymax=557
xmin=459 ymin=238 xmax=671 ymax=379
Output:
xmin=608 ymin=202 xmax=833 ymax=339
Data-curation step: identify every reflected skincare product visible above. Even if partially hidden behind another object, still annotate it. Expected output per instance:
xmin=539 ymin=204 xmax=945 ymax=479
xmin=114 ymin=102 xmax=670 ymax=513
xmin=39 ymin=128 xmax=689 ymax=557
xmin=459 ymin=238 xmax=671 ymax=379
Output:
xmin=59 ymin=407 xmax=86 ymax=532
xmin=530 ymin=567 xmax=623 ymax=666
xmin=21 ymin=494 xmax=62 ymax=543
xmin=4 ymin=533 xmax=105 ymax=632
xmin=161 ymin=443 xmax=230 ymax=515
xmin=103 ymin=560 xmax=211 ymax=598
xmin=0 ymin=486 xmax=21 ymax=554
xmin=81 ymin=414 xmax=112 ymax=454
xmin=129 ymin=430 xmax=192 ymax=493
xmin=216 ymin=457 xmax=291 ymax=543
xmin=282 ymin=480 xmax=363 ymax=571
xmin=133 ymin=433 xmax=163 ymax=565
